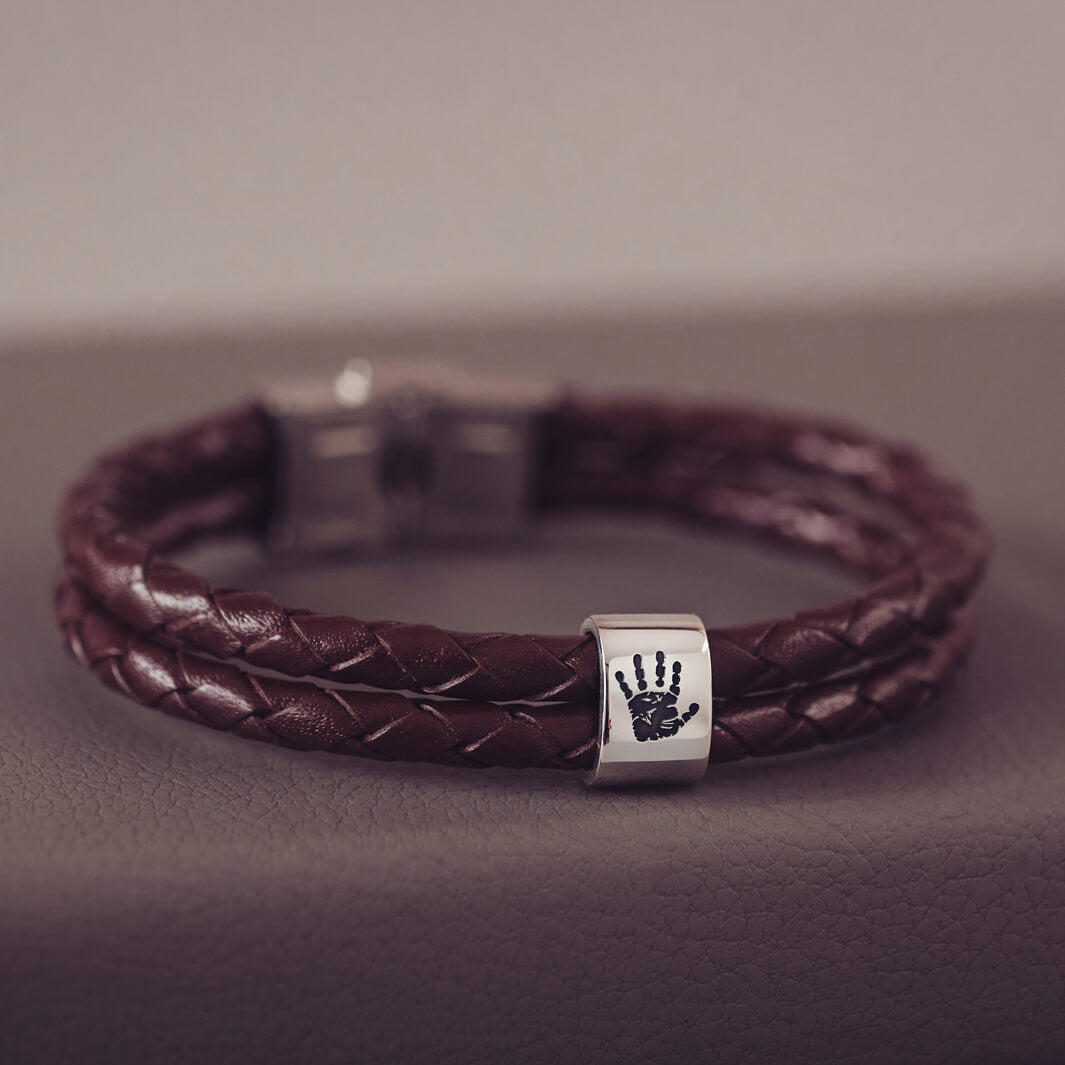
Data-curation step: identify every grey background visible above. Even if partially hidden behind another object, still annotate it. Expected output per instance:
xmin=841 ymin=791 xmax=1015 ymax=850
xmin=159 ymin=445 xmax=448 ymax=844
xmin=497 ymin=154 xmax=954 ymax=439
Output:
xmin=1 ymin=302 xmax=1063 ymax=1063
xmin=4 ymin=1 xmax=1065 ymax=336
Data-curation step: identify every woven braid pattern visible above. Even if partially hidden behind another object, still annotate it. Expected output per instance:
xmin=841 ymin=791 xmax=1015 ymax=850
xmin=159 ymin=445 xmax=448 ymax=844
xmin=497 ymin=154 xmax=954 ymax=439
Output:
xmin=56 ymin=578 xmax=976 ymax=770
xmin=58 ymin=401 xmax=990 ymax=707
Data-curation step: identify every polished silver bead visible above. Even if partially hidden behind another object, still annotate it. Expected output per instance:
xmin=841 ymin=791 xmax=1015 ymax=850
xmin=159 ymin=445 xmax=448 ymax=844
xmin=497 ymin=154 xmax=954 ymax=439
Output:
xmin=582 ymin=613 xmax=713 ymax=788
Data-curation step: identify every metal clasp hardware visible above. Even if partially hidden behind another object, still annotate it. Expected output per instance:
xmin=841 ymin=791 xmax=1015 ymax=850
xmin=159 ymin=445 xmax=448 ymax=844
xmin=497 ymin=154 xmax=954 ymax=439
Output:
xmin=262 ymin=360 xmax=559 ymax=553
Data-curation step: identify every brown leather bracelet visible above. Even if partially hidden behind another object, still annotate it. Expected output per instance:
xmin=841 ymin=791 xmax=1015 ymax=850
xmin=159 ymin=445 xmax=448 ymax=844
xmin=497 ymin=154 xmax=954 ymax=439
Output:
xmin=55 ymin=363 xmax=991 ymax=783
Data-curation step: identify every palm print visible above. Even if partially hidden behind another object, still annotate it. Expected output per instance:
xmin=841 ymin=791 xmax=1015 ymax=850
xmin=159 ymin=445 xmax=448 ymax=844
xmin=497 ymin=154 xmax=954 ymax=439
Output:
xmin=614 ymin=651 xmax=700 ymax=742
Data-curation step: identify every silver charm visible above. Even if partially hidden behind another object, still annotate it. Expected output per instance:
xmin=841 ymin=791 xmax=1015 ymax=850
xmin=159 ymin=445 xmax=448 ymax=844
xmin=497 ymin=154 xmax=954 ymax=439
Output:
xmin=582 ymin=614 xmax=713 ymax=788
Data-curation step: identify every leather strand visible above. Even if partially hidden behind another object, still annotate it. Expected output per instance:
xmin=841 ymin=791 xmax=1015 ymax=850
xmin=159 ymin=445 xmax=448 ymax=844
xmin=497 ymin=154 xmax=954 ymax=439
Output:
xmin=56 ymin=577 xmax=976 ymax=771
xmin=58 ymin=402 xmax=989 ymax=706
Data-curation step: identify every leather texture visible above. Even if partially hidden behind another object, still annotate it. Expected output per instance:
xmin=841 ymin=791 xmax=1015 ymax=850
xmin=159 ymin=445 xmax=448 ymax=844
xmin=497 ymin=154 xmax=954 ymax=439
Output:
xmin=55 ymin=395 xmax=989 ymax=767
xmin=2 ymin=309 xmax=1063 ymax=1065
xmin=53 ymin=577 xmax=977 ymax=770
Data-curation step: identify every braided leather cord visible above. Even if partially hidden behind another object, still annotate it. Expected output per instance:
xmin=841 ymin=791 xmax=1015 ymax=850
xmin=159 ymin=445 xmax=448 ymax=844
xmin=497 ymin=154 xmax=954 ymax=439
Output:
xmin=58 ymin=401 xmax=990 ymax=707
xmin=55 ymin=578 xmax=976 ymax=770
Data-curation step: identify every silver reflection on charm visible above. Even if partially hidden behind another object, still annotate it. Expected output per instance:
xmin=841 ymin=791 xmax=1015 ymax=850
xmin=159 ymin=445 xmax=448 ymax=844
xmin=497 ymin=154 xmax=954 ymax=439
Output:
xmin=582 ymin=613 xmax=713 ymax=788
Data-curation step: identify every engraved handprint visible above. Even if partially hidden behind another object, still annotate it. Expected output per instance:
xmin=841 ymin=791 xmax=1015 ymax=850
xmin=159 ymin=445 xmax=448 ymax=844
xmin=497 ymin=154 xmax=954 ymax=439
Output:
xmin=615 ymin=651 xmax=700 ymax=742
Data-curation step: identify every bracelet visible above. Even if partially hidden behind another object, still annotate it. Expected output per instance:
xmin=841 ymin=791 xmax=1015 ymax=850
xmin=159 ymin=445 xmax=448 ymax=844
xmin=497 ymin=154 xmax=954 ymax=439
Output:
xmin=55 ymin=362 xmax=990 ymax=787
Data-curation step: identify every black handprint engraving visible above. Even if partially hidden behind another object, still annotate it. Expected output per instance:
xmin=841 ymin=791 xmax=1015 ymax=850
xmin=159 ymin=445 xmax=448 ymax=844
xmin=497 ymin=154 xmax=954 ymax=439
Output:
xmin=615 ymin=651 xmax=700 ymax=742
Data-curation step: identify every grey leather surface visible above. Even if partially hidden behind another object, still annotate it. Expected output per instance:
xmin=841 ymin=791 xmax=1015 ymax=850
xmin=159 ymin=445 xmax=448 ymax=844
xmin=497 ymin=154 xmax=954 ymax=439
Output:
xmin=2 ymin=303 xmax=1064 ymax=1064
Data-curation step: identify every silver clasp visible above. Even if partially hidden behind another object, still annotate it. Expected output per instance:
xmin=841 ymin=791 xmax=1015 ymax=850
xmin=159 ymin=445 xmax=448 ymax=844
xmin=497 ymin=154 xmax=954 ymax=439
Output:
xmin=262 ymin=360 xmax=558 ymax=553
